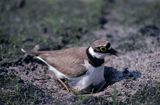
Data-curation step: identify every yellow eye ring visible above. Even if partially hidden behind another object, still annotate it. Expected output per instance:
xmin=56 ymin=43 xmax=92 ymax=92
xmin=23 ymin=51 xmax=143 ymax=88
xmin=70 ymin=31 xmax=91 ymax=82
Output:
xmin=100 ymin=47 xmax=107 ymax=52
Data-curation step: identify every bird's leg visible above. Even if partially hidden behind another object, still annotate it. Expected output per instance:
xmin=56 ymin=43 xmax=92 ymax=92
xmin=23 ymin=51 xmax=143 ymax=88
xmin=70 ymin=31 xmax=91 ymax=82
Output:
xmin=56 ymin=78 xmax=71 ymax=92
xmin=47 ymin=73 xmax=72 ymax=92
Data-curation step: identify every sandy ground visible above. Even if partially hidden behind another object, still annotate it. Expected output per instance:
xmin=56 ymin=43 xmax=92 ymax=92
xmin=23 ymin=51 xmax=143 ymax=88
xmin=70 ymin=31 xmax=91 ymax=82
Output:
xmin=1 ymin=48 xmax=160 ymax=105
xmin=1 ymin=0 xmax=160 ymax=105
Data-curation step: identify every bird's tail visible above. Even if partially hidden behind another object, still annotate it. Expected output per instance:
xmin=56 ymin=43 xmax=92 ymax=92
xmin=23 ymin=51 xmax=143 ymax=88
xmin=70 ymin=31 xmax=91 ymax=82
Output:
xmin=21 ymin=45 xmax=40 ymax=56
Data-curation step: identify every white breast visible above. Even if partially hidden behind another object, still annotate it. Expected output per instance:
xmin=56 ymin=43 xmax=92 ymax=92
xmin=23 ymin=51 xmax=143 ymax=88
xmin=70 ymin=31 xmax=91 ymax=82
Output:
xmin=68 ymin=61 xmax=105 ymax=90
xmin=91 ymin=66 xmax=105 ymax=85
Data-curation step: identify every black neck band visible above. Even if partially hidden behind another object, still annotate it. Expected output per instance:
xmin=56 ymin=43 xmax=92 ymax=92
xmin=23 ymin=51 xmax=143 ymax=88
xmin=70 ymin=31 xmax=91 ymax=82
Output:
xmin=86 ymin=47 xmax=104 ymax=67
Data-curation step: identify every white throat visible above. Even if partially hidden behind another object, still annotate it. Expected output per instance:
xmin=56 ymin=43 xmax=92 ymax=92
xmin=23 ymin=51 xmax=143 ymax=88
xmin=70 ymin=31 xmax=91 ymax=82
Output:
xmin=88 ymin=47 xmax=106 ymax=59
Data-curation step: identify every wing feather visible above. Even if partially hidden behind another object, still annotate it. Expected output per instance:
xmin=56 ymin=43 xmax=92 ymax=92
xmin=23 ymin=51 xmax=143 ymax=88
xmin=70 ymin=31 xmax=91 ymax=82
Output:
xmin=36 ymin=47 xmax=88 ymax=77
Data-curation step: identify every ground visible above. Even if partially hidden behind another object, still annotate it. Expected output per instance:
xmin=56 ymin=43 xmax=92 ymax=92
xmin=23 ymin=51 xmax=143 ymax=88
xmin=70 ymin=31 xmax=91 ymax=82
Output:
xmin=0 ymin=0 xmax=160 ymax=105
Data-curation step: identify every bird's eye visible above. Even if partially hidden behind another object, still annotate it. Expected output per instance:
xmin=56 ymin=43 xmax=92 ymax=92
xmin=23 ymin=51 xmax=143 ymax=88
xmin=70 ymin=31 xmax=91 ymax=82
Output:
xmin=99 ymin=47 xmax=107 ymax=52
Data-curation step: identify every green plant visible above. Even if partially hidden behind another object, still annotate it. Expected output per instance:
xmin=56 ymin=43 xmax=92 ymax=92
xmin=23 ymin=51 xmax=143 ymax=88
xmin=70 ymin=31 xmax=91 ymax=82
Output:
xmin=111 ymin=85 xmax=118 ymax=105
xmin=15 ymin=84 xmax=20 ymax=96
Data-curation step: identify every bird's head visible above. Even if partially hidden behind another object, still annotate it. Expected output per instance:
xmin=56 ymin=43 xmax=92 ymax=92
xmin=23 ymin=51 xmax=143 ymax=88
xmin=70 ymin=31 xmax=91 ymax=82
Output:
xmin=89 ymin=39 xmax=119 ymax=59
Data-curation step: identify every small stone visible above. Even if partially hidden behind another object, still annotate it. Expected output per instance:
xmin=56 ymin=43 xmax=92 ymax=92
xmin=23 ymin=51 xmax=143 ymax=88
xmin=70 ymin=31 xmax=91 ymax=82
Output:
xmin=18 ymin=79 xmax=24 ymax=84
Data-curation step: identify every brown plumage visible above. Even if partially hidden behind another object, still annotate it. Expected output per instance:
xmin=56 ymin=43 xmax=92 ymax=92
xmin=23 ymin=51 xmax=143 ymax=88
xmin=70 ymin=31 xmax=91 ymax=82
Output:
xmin=91 ymin=39 xmax=110 ymax=48
xmin=30 ymin=47 xmax=89 ymax=77
xmin=23 ymin=39 xmax=118 ymax=78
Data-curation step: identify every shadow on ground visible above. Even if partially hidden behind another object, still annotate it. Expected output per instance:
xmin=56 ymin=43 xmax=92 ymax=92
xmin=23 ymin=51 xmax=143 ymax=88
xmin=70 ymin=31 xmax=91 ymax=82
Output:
xmin=95 ymin=66 xmax=141 ymax=92
xmin=105 ymin=66 xmax=141 ymax=84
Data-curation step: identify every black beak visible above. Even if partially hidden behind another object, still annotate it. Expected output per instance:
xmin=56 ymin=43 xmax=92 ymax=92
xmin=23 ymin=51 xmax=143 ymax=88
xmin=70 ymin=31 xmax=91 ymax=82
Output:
xmin=109 ymin=48 xmax=119 ymax=56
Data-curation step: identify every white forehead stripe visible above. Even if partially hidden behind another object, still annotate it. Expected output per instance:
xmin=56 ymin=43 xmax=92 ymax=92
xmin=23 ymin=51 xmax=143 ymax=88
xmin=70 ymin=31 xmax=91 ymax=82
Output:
xmin=88 ymin=47 xmax=106 ymax=59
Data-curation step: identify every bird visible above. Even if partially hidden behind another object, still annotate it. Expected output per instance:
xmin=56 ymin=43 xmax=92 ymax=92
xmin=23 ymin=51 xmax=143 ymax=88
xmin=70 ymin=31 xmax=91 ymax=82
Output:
xmin=21 ymin=39 xmax=118 ymax=92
